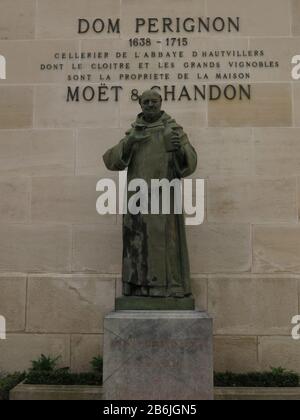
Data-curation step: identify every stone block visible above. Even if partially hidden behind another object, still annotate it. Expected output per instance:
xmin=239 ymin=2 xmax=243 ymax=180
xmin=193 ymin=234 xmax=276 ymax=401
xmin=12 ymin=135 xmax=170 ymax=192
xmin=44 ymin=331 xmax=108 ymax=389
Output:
xmin=31 ymin=176 xmax=115 ymax=224
xmin=0 ymin=334 xmax=70 ymax=373
xmin=191 ymin=277 xmax=208 ymax=311
xmin=73 ymin=225 xmax=122 ymax=273
xmin=0 ymin=129 xmax=74 ymax=177
xmin=214 ymin=336 xmax=259 ymax=373
xmin=0 ymin=86 xmax=33 ymax=129
xmin=36 ymin=0 xmax=120 ymax=39
xmin=208 ymin=275 xmax=299 ymax=335
xmin=0 ymin=276 xmax=26 ymax=332
xmin=207 ymin=177 xmax=297 ymax=223
xmin=293 ymin=180 xmax=300 ymax=222
xmin=187 ymin=128 xmax=253 ymax=179
xmin=253 ymin=128 xmax=300 ymax=177
xmin=0 ymin=224 xmax=71 ymax=272
xmin=249 ymin=38 xmax=300 ymax=82
xmin=103 ymin=311 xmax=213 ymax=400
xmin=10 ymin=384 xmax=104 ymax=401
xmin=0 ymin=40 xmax=80 ymax=84
xmin=215 ymin=387 xmax=300 ymax=401
xmin=208 ymin=84 xmax=292 ymax=127
xmin=253 ymin=226 xmax=300 ymax=273
xmin=292 ymin=0 xmax=300 ymax=35
xmin=293 ymin=84 xmax=300 ymax=127
xmin=207 ymin=0 xmax=291 ymax=36
xmin=116 ymin=277 xmax=123 ymax=298
xmin=77 ymin=128 xmax=124 ymax=176
xmin=71 ymin=334 xmax=103 ymax=373
xmin=0 ymin=0 xmax=35 ymax=40
xmin=35 ymin=85 xmax=119 ymax=129
xmin=27 ymin=275 xmax=116 ymax=333
xmin=258 ymin=336 xmax=300 ymax=373
xmin=187 ymin=223 xmax=251 ymax=273
xmin=0 ymin=177 xmax=30 ymax=223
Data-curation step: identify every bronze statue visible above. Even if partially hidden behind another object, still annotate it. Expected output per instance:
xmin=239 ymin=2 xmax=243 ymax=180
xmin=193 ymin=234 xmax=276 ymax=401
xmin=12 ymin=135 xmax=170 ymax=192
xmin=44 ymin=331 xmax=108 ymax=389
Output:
xmin=103 ymin=90 xmax=197 ymax=299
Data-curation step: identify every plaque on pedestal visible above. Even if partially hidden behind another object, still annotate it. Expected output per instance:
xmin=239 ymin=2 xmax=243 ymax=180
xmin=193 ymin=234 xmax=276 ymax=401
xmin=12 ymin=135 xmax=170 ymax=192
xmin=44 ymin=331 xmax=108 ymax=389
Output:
xmin=103 ymin=311 xmax=213 ymax=400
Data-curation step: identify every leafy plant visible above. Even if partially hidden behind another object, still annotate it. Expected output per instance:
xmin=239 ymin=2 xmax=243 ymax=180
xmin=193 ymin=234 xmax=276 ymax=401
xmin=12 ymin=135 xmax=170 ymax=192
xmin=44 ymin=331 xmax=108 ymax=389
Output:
xmin=25 ymin=371 xmax=102 ymax=386
xmin=90 ymin=356 xmax=103 ymax=374
xmin=270 ymin=366 xmax=289 ymax=376
xmin=214 ymin=367 xmax=299 ymax=388
xmin=0 ymin=372 xmax=26 ymax=400
xmin=24 ymin=354 xmax=103 ymax=386
xmin=30 ymin=354 xmax=61 ymax=372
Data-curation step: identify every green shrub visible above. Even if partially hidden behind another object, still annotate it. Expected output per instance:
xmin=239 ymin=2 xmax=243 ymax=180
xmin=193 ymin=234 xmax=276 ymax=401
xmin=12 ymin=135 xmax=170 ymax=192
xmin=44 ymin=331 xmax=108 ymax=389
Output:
xmin=90 ymin=356 xmax=103 ymax=374
xmin=24 ymin=370 xmax=102 ymax=386
xmin=29 ymin=354 xmax=61 ymax=372
xmin=214 ymin=367 xmax=299 ymax=388
xmin=0 ymin=372 xmax=26 ymax=400
xmin=24 ymin=354 xmax=103 ymax=386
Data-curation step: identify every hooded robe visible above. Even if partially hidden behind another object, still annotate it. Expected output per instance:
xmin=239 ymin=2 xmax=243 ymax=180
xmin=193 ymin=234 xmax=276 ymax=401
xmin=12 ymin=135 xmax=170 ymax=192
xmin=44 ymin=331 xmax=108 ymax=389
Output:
xmin=103 ymin=111 xmax=197 ymax=297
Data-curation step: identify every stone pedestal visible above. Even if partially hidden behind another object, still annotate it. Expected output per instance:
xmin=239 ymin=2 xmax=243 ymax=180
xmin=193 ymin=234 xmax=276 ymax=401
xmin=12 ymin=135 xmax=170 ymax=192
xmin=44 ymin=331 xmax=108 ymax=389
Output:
xmin=103 ymin=311 xmax=213 ymax=400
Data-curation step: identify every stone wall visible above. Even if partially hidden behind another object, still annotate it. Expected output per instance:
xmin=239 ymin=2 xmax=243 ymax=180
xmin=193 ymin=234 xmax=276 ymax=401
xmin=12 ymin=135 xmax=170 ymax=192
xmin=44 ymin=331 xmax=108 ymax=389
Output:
xmin=0 ymin=0 xmax=300 ymax=374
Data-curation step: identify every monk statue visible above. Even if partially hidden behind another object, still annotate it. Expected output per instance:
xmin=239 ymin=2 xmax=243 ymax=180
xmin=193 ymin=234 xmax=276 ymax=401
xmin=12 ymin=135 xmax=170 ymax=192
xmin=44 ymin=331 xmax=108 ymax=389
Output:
xmin=103 ymin=89 xmax=197 ymax=300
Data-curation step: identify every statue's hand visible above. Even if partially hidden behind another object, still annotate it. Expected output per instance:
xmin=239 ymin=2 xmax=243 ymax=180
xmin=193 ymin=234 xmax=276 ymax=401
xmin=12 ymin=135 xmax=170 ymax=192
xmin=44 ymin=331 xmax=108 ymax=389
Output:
xmin=170 ymin=131 xmax=181 ymax=150
xmin=128 ymin=129 xmax=151 ymax=145
xmin=124 ymin=129 xmax=150 ymax=157
xmin=169 ymin=131 xmax=185 ymax=158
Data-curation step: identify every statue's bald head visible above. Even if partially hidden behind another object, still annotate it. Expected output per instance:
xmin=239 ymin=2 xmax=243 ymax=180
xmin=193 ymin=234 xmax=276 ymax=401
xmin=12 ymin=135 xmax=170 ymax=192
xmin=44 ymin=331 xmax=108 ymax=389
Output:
xmin=139 ymin=89 xmax=163 ymax=123
xmin=139 ymin=90 xmax=162 ymax=104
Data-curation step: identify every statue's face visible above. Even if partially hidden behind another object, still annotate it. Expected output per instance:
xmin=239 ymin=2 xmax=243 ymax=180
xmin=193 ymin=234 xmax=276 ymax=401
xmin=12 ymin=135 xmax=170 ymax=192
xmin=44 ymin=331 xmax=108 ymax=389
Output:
xmin=140 ymin=92 xmax=162 ymax=122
